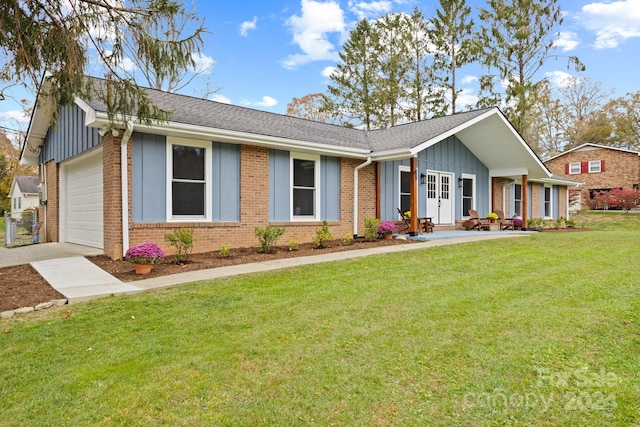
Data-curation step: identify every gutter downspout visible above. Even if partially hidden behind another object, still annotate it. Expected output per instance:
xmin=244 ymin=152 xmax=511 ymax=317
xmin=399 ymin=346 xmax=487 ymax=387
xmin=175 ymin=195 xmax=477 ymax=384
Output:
xmin=353 ymin=157 xmax=372 ymax=237
xmin=121 ymin=121 xmax=134 ymax=258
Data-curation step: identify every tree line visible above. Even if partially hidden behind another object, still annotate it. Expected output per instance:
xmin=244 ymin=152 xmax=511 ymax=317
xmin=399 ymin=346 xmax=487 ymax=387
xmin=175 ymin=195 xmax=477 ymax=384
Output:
xmin=287 ymin=0 xmax=639 ymax=159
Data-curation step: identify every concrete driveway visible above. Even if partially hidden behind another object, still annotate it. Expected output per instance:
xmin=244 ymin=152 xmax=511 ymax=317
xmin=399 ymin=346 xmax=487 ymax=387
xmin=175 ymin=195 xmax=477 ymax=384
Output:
xmin=0 ymin=243 xmax=104 ymax=268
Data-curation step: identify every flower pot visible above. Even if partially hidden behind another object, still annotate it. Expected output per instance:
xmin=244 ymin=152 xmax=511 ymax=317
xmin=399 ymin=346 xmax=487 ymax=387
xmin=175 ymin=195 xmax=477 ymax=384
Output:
xmin=384 ymin=233 xmax=393 ymax=240
xmin=134 ymin=264 xmax=153 ymax=275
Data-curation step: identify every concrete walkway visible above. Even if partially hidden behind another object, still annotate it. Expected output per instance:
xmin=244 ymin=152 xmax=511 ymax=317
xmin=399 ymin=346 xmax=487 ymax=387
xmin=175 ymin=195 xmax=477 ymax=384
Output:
xmin=19 ymin=232 xmax=529 ymax=304
xmin=0 ymin=242 xmax=103 ymax=268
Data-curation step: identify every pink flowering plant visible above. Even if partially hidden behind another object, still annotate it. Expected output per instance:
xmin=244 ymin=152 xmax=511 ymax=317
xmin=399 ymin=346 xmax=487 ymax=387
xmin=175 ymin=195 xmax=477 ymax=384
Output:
xmin=378 ymin=220 xmax=398 ymax=235
xmin=125 ymin=242 xmax=165 ymax=265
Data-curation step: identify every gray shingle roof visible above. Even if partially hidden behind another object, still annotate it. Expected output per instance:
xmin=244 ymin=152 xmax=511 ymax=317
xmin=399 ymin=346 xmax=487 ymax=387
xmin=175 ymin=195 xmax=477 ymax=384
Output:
xmin=15 ymin=175 xmax=39 ymax=194
xmin=83 ymin=77 xmax=496 ymax=154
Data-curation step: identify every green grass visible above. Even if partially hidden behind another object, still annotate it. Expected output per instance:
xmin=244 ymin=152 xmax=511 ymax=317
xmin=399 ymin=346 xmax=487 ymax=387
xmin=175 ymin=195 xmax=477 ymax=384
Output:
xmin=2 ymin=214 xmax=640 ymax=425
xmin=0 ymin=216 xmax=4 ymax=246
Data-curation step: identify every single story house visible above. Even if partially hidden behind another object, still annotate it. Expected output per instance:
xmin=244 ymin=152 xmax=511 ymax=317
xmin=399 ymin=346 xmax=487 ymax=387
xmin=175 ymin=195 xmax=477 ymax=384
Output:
xmin=21 ymin=77 xmax=576 ymax=260
xmin=8 ymin=174 xmax=40 ymax=218
xmin=545 ymin=143 xmax=640 ymax=208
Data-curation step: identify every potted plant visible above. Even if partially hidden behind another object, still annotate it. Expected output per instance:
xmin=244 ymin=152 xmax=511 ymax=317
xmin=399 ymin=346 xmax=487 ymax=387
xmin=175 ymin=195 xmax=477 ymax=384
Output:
xmin=513 ymin=217 xmax=523 ymax=230
xmin=486 ymin=212 xmax=498 ymax=223
xmin=125 ymin=242 xmax=165 ymax=274
xmin=378 ymin=220 xmax=398 ymax=239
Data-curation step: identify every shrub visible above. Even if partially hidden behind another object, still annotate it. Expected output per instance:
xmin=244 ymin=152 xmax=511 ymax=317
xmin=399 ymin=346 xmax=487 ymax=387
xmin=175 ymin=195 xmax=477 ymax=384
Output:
xmin=164 ymin=228 xmax=194 ymax=264
xmin=343 ymin=233 xmax=354 ymax=245
xmin=288 ymin=239 xmax=298 ymax=251
xmin=255 ymin=225 xmax=285 ymax=253
xmin=21 ymin=208 xmax=36 ymax=232
xmin=364 ymin=218 xmax=380 ymax=241
xmin=462 ymin=219 xmax=475 ymax=230
xmin=377 ymin=221 xmax=397 ymax=235
xmin=220 ymin=244 xmax=231 ymax=257
xmin=313 ymin=221 xmax=333 ymax=248
xmin=125 ymin=242 xmax=165 ymax=265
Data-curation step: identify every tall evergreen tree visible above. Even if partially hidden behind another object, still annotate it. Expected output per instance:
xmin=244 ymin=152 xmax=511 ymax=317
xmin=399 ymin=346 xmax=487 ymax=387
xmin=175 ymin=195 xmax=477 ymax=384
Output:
xmin=476 ymin=0 xmax=584 ymax=132
xmin=326 ymin=19 xmax=380 ymax=130
xmin=403 ymin=7 xmax=437 ymax=121
xmin=430 ymin=0 xmax=475 ymax=114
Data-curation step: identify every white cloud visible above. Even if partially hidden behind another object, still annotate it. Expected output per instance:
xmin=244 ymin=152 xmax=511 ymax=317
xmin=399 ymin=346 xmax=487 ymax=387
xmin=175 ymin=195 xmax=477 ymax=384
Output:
xmin=210 ymin=94 xmax=231 ymax=104
xmin=247 ymin=96 xmax=278 ymax=108
xmin=240 ymin=16 xmax=258 ymax=37
xmin=545 ymin=70 xmax=574 ymax=88
xmin=282 ymin=0 xmax=346 ymax=69
xmin=580 ymin=0 xmax=640 ymax=49
xmin=461 ymin=75 xmax=478 ymax=85
xmin=456 ymin=88 xmax=478 ymax=111
xmin=321 ymin=66 xmax=336 ymax=78
xmin=348 ymin=0 xmax=392 ymax=20
xmin=0 ymin=110 xmax=29 ymax=123
xmin=191 ymin=53 xmax=216 ymax=74
xmin=554 ymin=31 xmax=580 ymax=52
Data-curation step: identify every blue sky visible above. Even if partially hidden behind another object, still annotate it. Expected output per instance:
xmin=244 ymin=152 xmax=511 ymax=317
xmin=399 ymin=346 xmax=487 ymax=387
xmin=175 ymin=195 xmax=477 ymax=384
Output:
xmin=1 ymin=0 xmax=639 ymax=142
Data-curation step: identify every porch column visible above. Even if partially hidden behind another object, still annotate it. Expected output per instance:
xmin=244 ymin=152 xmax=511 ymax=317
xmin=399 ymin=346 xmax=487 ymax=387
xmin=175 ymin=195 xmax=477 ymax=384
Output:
xmin=522 ymin=174 xmax=528 ymax=229
xmin=409 ymin=157 xmax=418 ymax=235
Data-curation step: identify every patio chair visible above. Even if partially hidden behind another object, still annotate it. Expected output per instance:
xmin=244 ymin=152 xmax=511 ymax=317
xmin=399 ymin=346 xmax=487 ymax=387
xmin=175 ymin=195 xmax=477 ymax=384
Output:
xmin=419 ymin=217 xmax=434 ymax=233
xmin=467 ymin=209 xmax=491 ymax=230
xmin=494 ymin=209 xmax=514 ymax=230
xmin=397 ymin=208 xmax=411 ymax=231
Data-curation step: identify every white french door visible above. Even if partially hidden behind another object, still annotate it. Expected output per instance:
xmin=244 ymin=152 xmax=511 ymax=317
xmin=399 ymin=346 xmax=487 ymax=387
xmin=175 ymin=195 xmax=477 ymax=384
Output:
xmin=426 ymin=171 xmax=454 ymax=224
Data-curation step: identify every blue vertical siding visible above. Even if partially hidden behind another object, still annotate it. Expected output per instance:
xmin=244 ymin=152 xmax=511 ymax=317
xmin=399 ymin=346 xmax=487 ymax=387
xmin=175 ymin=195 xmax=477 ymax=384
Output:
xmin=321 ymin=156 xmax=340 ymax=221
xmin=39 ymin=104 xmax=101 ymax=163
xmin=212 ymin=142 xmax=240 ymax=221
xmin=380 ymin=136 xmax=488 ymax=221
xmin=269 ymin=149 xmax=291 ymax=221
xmin=132 ymin=133 xmax=166 ymax=222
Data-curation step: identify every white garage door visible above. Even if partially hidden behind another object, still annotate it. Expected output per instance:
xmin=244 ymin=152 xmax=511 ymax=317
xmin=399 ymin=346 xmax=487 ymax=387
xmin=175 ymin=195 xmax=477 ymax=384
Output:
xmin=64 ymin=150 xmax=104 ymax=248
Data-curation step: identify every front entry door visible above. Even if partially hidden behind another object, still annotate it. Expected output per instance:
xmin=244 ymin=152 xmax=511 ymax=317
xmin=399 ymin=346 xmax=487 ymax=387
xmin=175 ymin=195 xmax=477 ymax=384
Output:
xmin=426 ymin=171 xmax=454 ymax=224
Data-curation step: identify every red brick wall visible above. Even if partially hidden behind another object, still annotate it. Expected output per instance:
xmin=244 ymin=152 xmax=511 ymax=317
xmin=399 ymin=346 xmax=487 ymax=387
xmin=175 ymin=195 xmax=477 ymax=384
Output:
xmin=42 ymin=160 xmax=59 ymax=243
xmin=545 ymin=147 xmax=640 ymax=204
xmin=102 ymin=134 xmax=123 ymax=259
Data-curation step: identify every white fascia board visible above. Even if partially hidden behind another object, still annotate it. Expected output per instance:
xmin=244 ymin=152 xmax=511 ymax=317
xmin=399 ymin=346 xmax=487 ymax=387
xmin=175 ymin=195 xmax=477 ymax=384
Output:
xmin=370 ymin=149 xmax=414 ymax=161
xmin=88 ymin=112 xmax=371 ymax=159
xmin=74 ymin=97 xmax=96 ymax=126
xmin=533 ymin=177 xmax=582 ymax=187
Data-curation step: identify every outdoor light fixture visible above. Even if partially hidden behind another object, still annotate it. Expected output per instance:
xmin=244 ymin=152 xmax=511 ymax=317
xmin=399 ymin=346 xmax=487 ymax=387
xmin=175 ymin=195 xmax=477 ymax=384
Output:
xmin=420 ymin=173 xmax=426 ymax=185
xmin=458 ymin=177 xmax=464 ymax=187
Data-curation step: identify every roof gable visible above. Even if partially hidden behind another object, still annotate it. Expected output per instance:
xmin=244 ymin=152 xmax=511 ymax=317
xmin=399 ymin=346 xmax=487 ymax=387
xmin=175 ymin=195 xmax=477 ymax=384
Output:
xmin=546 ymin=143 xmax=640 ymax=161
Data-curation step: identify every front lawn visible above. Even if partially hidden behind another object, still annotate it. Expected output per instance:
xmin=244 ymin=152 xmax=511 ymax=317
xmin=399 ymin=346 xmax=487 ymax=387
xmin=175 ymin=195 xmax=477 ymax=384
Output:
xmin=1 ymin=214 xmax=639 ymax=425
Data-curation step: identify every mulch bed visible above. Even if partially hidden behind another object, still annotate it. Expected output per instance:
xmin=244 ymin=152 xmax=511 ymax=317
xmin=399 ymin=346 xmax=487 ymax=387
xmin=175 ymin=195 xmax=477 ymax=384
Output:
xmin=0 ymin=238 xmax=418 ymax=312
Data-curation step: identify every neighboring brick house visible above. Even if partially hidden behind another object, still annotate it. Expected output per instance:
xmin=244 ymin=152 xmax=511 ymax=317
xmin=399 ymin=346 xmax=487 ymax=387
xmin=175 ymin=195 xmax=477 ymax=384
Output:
xmin=545 ymin=144 xmax=640 ymax=207
xmin=21 ymin=77 xmax=575 ymax=260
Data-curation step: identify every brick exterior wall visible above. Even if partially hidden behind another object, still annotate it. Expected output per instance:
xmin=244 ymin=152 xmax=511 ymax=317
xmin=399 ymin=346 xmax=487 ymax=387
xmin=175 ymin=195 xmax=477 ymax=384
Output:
xmin=120 ymin=145 xmax=378 ymax=260
xmin=41 ymin=160 xmax=59 ymax=243
xmin=545 ymin=147 xmax=640 ymax=205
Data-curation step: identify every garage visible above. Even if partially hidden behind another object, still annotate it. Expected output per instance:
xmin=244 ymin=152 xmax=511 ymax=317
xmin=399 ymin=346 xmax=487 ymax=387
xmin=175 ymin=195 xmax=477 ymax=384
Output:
xmin=63 ymin=149 xmax=104 ymax=248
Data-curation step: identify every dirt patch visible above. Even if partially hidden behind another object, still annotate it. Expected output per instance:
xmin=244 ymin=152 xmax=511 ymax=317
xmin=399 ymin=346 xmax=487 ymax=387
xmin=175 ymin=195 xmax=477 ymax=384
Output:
xmin=0 ymin=238 xmax=418 ymax=312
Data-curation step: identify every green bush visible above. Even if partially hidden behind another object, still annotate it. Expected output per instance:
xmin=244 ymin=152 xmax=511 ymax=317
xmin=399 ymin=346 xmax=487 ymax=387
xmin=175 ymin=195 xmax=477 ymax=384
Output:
xmin=343 ymin=233 xmax=354 ymax=245
xmin=288 ymin=239 xmax=299 ymax=251
xmin=364 ymin=218 xmax=380 ymax=241
xmin=313 ymin=221 xmax=333 ymax=248
xmin=220 ymin=244 xmax=231 ymax=257
xmin=164 ymin=228 xmax=194 ymax=264
xmin=255 ymin=225 xmax=285 ymax=253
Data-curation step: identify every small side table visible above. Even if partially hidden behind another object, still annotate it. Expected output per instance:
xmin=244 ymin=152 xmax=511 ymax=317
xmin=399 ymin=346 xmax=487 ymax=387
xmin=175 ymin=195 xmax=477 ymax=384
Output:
xmin=487 ymin=223 xmax=500 ymax=232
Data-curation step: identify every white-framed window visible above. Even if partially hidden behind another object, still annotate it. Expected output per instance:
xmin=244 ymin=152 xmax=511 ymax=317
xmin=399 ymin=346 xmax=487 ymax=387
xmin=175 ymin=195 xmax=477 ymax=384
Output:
xmin=461 ymin=174 xmax=475 ymax=217
xmin=514 ymin=183 xmax=522 ymax=216
xmin=291 ymin=152 xmax=320 ymax=221
xmin=399 ymin=165 xmax=411 ymax=214
xmin=589 ymin=160 xmax=601 ymax=173
xmin=569 ymin=162 xmax=581 ymax=174
xmin=544 ymin=186 xmax=552 ymax=218
xmin=166 ymin=137 xmax=211 ymax=221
